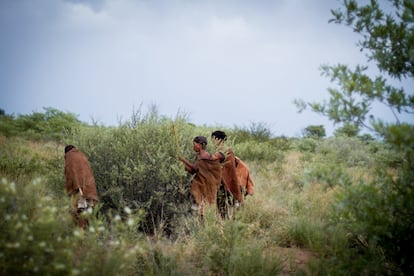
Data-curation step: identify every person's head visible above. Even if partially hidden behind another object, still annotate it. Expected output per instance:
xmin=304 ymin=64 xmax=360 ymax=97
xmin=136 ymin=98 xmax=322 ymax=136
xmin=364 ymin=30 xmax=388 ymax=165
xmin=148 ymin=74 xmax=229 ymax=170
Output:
xmin=193 ymin=136 xmax=207 ymax=151
xmin=64 ymin=145 xmax=76 ymax=154
xmin=211 ymin=130 xmax=227 ymax=145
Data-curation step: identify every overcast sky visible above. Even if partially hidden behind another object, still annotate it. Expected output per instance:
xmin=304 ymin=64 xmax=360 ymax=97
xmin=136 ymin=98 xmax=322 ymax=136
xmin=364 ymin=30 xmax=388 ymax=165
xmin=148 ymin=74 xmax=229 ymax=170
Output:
xmin=1 ymin=0 xmax=411 ymax=136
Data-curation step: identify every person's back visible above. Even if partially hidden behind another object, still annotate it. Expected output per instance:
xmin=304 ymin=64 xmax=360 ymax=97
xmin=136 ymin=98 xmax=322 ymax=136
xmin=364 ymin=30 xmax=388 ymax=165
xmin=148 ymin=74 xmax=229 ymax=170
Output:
xmin=65 ymin=145 xmax=98 ymax=201
xmin=64 ymin=145 xmax=98 ymax=228
xmin=235 ymin=156 xmax=254 ymax=196
xmin=220 ymin=147 xmax=243 ymax=203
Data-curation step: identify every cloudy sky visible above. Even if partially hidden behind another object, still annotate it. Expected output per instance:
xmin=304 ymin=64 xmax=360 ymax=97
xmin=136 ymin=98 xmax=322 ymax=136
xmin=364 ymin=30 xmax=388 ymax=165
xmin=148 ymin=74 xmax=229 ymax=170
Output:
xmin=1 ymin=0 xmax=409 ymax=136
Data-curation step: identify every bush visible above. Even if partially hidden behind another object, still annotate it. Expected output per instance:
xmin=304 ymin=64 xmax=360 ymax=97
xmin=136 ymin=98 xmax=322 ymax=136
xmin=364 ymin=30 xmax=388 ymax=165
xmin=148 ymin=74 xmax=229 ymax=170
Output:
xmin=327 ymin=165 xmax=414 ymax=274
xmin=0 ymin=107 xmax=83 ymax=141
xmin=298 ymin=162 xmax=352 ymax=189
xmin=66 ymin=110 xmax=196 ymax=236
xmin=0 ymin=178 xmax=142 ymax=275
xmin=321 ymin=124 xmax=414 ymax=274
xmin=233 ymin=141 xmax=285 ymax=163
xmin=293 ymin=138 xmax=319 ymax=153
xmin=231 ymin=122 xmax=272 ymax=143
xmin=315 ymin=137 xmax=377 ymax=167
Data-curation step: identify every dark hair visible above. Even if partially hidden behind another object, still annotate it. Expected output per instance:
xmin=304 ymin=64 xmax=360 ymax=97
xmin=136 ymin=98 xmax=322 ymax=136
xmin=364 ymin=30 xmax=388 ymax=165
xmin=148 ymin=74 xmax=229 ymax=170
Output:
xmin=64 ymin=145 xmax=75 ymax=154
xmin=193 ymin=136 xmax=208 ymax=146
xmin=211 ymin=130 xmax=227 ymax=141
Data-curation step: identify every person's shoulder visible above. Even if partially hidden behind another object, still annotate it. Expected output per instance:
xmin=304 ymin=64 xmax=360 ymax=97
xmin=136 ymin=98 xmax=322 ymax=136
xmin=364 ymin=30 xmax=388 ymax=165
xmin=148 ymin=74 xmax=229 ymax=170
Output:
xmin=66 ymin=148 xmax=89 ymax=161
xmin=197 ymin=151 xmax=211 ymax=160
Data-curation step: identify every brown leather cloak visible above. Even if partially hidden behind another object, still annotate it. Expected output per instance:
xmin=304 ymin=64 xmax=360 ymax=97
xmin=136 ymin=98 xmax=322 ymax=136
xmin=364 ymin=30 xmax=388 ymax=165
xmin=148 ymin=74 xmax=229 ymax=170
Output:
xmin=64 ymin=148 xmax=98 ymax=202
xmin=221 ymin=149 xmax=243 ymax=202
xmin=191 ymin=157 xmax=222 ymax=206
xmin=235 ymin=157 xmax=254 ymax=196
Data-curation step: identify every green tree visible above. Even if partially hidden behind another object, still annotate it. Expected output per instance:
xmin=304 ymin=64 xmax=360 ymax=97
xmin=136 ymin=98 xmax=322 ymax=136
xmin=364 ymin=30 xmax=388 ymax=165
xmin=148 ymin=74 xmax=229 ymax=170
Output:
xmin=302 ymin=125 xmax=326 ymax=138
xmin=297 ymin=0 xmax=414 ymax=273
xmin=334 ymin=123 xmax=359 ymax=137
xmin=0 ymin=109 xmax=17 ymax=137
xmin=296 ymin=0 xmax=413 ymax=133
xmin=14 ymin=107 xmax=83 ymax=140
xmin=232 ymin=121 xmax=272 ymax=142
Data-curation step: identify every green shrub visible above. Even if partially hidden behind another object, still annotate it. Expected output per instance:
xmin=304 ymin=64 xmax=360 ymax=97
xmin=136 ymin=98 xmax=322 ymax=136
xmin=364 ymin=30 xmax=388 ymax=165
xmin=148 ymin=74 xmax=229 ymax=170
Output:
xmin=1 ymin=107 xmax=84 ymax=141
xmin=298 ymin=162 xmax=352 ymax=189
xmin=322 ymin=124 xmax=414 ymax=274
xmin=269 ymin=136 xmax=292 ymax=151
xmin=0 ymin=114 xmax=18 ymax=137
xmin=328 ymin=168 xmax=414 ymax=274
xmin=231 ymin=122 xmax=272 ymax=143
xmin=0 ymin=177 xmax=145 ymax=275
xmin=315 ymin=137 xmax=377 ymax=167
xmin=233 ymin=141 xmax=285 ymax=163
xmin=0 ymin=178 xmax=73 ymax=275
xmin=293 ymin=137 xmax=319 ymax=153
xmin=302 ymin=125 xmax=326 ymax=138
xmin=66 ymin=110 xmax=196 ymax=236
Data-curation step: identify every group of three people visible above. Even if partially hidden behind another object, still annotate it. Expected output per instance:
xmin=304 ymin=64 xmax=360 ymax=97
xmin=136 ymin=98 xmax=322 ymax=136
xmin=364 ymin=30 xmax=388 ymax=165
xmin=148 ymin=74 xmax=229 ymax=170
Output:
xmin=64 ymin=131 xmax=254 ymax=228
xmin=179 ymin=130 xmax=254 ymax=221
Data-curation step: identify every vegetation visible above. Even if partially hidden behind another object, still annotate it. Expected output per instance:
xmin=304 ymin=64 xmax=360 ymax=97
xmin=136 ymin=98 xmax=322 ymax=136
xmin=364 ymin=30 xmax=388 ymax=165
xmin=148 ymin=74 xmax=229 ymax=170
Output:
xmin=302 ymin=125 xmax=326 ymax=139
xmin=1 ymin=0 xmax=412 ymax=274
xmin=295 ymin=0 xmax=414 ymax=274
xmin=0 ymin=103 xmax=409 ymax=275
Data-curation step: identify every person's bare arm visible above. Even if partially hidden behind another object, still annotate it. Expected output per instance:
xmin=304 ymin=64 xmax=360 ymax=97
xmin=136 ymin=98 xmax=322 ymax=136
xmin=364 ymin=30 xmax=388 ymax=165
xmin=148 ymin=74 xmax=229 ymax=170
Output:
xmin=179 ymin=156 xmax=197 ymax=173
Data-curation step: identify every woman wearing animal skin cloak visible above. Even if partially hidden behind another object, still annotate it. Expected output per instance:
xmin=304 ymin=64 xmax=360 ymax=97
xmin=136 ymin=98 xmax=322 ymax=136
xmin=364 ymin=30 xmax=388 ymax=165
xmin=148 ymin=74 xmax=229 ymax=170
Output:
xmin=179 ymin=136 xmax=223 ymax=222
xmin=211 ymin=130 xmax=244 ymax=218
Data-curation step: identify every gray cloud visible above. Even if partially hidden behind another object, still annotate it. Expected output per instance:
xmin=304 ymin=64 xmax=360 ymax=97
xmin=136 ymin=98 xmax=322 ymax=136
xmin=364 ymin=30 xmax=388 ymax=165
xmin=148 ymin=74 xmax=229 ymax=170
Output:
xmin=2 ymin=0 xmax=396 ymax=136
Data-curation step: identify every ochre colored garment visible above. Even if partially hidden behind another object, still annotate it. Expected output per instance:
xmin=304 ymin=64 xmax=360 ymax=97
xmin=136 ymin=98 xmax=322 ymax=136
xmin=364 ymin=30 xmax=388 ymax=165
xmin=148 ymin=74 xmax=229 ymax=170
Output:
xmin=235 ymin=157 xmax=254 ymax=196
xmin=65 ymin=147 xmax=98 ymax=228
xmin=65 ymin=148 xmax=99 ymax=202
xmin=191 ymin=157 xmax=222 ymax=206
xmin=221 ymin=149 xmax=243 ymax=202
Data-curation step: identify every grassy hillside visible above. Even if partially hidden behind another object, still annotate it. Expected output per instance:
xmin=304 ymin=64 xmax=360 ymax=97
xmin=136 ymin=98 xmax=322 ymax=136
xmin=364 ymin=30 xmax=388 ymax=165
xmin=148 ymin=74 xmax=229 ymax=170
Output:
xmin=0 ymin=109 xmax=411 ymax=275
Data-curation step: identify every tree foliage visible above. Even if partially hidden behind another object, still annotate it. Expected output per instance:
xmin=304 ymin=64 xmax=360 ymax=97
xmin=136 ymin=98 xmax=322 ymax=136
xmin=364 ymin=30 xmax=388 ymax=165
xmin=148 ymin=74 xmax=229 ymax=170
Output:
xmin=334 ymin=122 xmax=360 ymax=137
xmin=331 ymin=0 xmax=414 ymax=79
xmin=296 ymin=0 xmax=413 ymax=133
xmin=302 ymin=125 xmax=326 ymax=138
xmin=231 ymin=122 xmax=272 ymax=142
xmin=296 ymin=0 xmax=414 ymax=273
xmin=0 ymin=107 xmax=83 ymax=140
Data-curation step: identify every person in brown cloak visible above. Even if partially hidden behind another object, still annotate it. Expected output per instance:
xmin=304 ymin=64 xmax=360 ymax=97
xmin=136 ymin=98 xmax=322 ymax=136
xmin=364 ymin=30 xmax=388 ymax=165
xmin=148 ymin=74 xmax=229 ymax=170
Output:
xmin=64 ymin=145 xmax=99 ymax=228
xmin=211 ymin=131 xmax=244 ymax=218
xmin=179 ymin=136 xmax=223 ymax=221
xmin=235 ymin=156 xmax=255 ymax=196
